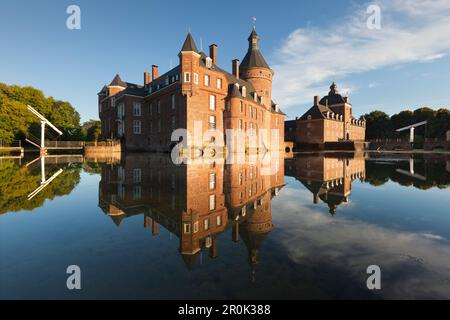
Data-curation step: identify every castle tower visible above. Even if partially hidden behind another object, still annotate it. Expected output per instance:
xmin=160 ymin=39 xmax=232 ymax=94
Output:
xmin=179 ymin=33 xmax=201 ymax=97
xmin=239 ymin=28 xmax=273 ymax=107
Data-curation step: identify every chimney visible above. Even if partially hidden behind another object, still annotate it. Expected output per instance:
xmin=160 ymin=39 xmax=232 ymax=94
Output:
xmin=144 ymin=72 xmax=151 ymax=86
xmin=314 ymin=95 xmax=319 ymax=105
xmin=232 ymin=59 xmax=240 ymax=79
xmin=152 ymin=65 xmax=159 ymax=81
xmin=209 ymin=44 xmax=218 ymax=65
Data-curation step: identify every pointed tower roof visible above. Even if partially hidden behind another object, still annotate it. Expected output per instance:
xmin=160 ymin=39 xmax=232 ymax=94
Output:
xmin=109 ymin=74 xmax=127 ymax=87
xmin=180 ymin=33 xmax=199 ymax=53
xmin=240 ymin=28 xmax=270 ymax=70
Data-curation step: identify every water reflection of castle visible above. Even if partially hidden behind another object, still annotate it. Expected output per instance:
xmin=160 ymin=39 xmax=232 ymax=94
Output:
xmin=98 ymin=154 xmax=284 ymax=275
xmin=285 ymin=153 xmax=366 ymax=215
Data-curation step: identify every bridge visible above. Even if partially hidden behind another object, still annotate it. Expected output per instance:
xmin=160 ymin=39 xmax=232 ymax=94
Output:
xmin=369 ymin=138 xmax=412 ymax=151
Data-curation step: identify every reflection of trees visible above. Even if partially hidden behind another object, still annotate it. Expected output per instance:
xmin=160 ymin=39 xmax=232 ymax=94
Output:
xmin=364 ymin=160 xmax=450 ymax=190
xmin=0 ymin=160 xmax=81 ymax=215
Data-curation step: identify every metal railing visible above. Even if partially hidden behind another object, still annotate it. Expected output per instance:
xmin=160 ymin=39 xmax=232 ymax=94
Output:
xmin=44 ymin=140 xmax=85 ymax=148
xmin=0 ymin=140 xmax=21 ymax=148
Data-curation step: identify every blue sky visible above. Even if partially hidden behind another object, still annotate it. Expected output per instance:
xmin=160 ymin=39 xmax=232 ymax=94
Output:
xmin=1 ymin=0 xmax=450 ymax=122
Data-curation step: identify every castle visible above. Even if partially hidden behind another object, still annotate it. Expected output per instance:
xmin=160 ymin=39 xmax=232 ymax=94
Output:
xmin=98 ymin=28 xmax=285 ymax=153
xmin=286 ymin=82 xmax=366 ymax=150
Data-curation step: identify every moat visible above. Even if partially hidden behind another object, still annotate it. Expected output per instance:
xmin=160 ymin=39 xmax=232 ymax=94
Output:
xmin=1 ymin=153 xmax=449 ymax=299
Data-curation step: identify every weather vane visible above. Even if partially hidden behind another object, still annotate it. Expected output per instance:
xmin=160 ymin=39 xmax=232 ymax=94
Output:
xmin=252 ymin=16 xmax=256 ymax=30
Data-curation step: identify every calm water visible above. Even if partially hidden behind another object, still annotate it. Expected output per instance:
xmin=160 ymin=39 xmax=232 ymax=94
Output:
xmin=0 ymin=152 xmax=449 ymax=299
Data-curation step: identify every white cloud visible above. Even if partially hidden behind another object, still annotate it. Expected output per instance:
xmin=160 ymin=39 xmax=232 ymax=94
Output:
xmin=272 ymin=0 xmax=450 ymax=111
xmin=272 ymin=184 xmax=450 ymax=299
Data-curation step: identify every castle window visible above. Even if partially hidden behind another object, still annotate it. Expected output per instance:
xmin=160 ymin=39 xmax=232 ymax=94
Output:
xmin=209 ymin=95 xmax=216 ymax=110
xmin=183 ymin=223 xmax=191 ymax=234
xmin=133 ymin=168 xmax=141 ymax=183
xmin=176 ymin=74 xmax=179 ymax=81
xmin=133 ymin=120 xmax=141 ymax=134
xmin=111 ymin=97 xmax=116 ymax=107
xmin=184 ymin=72 xmax=190 ymax=83
xmin=204 ymin=218 xmax=210 ymax=230
xmin=209 ymin=194 xmax=216 ymax=211
xmin=171 ymin=94 xmax=176 ymax=110
xmin=193 ymin=73 xmax=199 ymax=84
xmin=209 ymin=173 xmax=216 ymax=190
xmin=209 ymin=115 xmax=216 ymax=129
xmin=249 ymin=106 xmax=253 ymax=118
xmin=165 ymin=77 xmax=169 ymax=86
xmin=117 ymin=103 xmax=125 ymax=118
xmin=242 ymin=86 xmax=246 ymax=97
xmin=193 ymin=221 xmax=199 ymax=233
xmin=239 ymin=119 xmax=243 ymax=130
xmin=157 ymin=100 xmax=161 ymax=113
xmin=133 ymin=102 xmax=141 ymax=116
xmin=131 ymin=186 xmax=141 ymax=200
xmin=216 ymin=78 xmax=222 ymax=89
xmin=149 ymin=103 xmax=153 ymax=116
xmin=206 ymin=57 xmax=212 ymax=69
xmin=216 ymin=215 xmax=222 ymax=226
xmin=240 ymin=101 xmax=244 ymax=113
xmin=204 ymin=74 xmax=210 ymax=86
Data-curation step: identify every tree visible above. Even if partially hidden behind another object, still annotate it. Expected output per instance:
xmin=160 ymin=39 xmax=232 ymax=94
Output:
xmin=0 ymin=83 xmax=82 ymax=143
xmin=360 ymin=110 xmax=392 ymax=139
xmin=81 ymin=120 xmax=102 ymax=141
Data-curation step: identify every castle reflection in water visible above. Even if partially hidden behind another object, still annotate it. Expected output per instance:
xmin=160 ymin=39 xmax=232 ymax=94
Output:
xmin=98 ymin=152 xmax=366 ymax=272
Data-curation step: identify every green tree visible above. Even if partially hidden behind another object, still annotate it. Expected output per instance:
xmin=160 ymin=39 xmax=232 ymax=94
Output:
xmin=360 ymin=111 xmax=392 ymax=139
xmin=0 ymin=83 xmax=82 ymax=143
xmin=81 ymin=120 xmax=102 ymax=141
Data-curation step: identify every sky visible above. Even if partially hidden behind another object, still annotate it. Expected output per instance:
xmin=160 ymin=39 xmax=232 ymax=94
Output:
xmin=1 ymin=0 xmax=450 ymax=122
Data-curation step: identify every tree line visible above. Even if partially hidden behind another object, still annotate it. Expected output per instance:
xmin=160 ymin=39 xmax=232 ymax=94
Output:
xmin=360 ymin=107 xmax=450 ymax=140
xmin=0 ymin=83 xmax=100 ymax=144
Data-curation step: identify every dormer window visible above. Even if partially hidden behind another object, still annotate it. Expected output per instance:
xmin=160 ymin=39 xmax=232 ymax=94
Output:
xmin=253 ymin=93 xmax=257 ymax=101
xmin=206 ymin=57 xmax=212 ymax=69
xmin=165 ymin=77 xmax=169 ymax=86
xmin=242 ymin=86 xmax=246 ymax=97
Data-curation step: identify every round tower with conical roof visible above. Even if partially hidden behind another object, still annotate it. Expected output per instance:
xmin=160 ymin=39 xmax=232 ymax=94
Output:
xmin=239 ymin=28 xmax=273 ymax=108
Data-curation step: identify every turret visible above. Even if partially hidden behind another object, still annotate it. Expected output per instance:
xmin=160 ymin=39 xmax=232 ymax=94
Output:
xmin=239 ymin=28 xmax=273 ymax=107
xmin=178 ymin=33 xmax=201 ymax=96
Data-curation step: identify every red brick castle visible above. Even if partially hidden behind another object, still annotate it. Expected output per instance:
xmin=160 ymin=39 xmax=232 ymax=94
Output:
xmin=98 ymin=28 xmax=285 ymax=153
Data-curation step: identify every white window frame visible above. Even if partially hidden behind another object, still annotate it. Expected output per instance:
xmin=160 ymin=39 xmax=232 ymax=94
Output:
xmin=171 ymin=94 xmax=176 ymax=110
xmin=216 ymin=215 xmax=222 ymax=226
xmin=133 ymin=120 xmax=141 ymax=134
xmin=204 ymin=74 xmax=210 ymax=87
xmin=204 ymin=218 xmax=210 ymax=231
xmin=209 ymin=115 xmax=216 ymax=129
xmin=193 ymin=73 xmax=199 ymax=85
xmin=184 ymin=223 xmax=191 ymax=234
xmin=133 ymin=102 xmax=141 ymax=116
xmin=209 ymin=95 xmax=216 ymax=110
xmin=184 ymin=72 xmax=191 ymax=83
xmin=209 ymin=173 xmax=216 ymax=190
xmin=216 ymin=78 xmax=222 ymax=89
xmin=209 ymin=194 xmax=216 ymax=211
xmin=133 ymin=168 xmax=141 ymax=183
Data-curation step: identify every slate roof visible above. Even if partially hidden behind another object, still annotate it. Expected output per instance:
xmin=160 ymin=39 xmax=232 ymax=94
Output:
xmin=180 ymin=33 xmax=198 ymax=53
xmin=240 ymin=29 xmax=271 ymax=70
xmin=109 ymin=74 xmax=127 ymax=87
xmin=319 ymin=82 xmax=348 ymax=106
